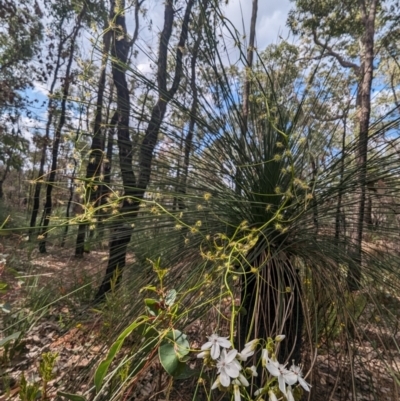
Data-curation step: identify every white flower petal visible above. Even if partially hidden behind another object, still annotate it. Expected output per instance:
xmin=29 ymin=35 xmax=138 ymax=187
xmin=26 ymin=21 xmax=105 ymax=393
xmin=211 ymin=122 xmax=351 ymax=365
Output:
xmin=240 ymin=347 xmax=255 ymax=358
xmin=249 ymin=365 xmax=258 ymax=377
xmin=278 ymin=375 xmax=287 ymax=396
xmin=268 ymin=391 xmax=278 ymax=401
xmin=283 ymin=370 xmax=297 ymax=386
xmin=224 ymin=364 xmax=240 ymax=378
xmin=211 ymin=378 xmax=219 ymax=390
xmin=234 ymin=385 xmax=241 ymax=401
xmin=266 ymin=361 xmax=280 ymax=377
xmin=286 ymin=386 xmax=295 ymax=401
xmin=220 ymin=371 xmax=230 ymax=387
xmin=299 ymin=376 xmax=311 ymax=392
xmin=244 ymin=338 xmax=258 ymax=348
xmin=254 ymin=389 xmax=262 ymax=397
xmin=261 ymin=349 xmax=269 ymax=366
xmin=217 ymin=337 xmax=232 ymax=348
xmin=232 ymin=359 xmax=242 ymax=370
xmin=197 ymin=351 xmax=207 ymax=359
xmin=237 ymin=352 xmax=248 ymax=361
xmin=225 ymin=349 xmax=238 ymax=363
xmin=238 ymin=373 xmax=249 ymax=387
xmin=211 ymin=343 xmax=220 ymax=359
xmin=274 ymin=334 xmax=285 ymax=342
xmin=201 ymin=341 xmax=212 ymax=350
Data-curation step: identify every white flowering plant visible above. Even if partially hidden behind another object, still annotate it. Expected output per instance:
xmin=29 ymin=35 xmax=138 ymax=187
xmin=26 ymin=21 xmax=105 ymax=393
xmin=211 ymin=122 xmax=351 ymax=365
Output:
xmin=197 ymin=334 xmax=310 ymax=401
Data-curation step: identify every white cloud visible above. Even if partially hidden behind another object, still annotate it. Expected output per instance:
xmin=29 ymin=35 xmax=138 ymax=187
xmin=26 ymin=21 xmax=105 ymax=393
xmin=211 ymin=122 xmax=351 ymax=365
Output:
xmin=224 ymin=0 xmax=292 ymax=50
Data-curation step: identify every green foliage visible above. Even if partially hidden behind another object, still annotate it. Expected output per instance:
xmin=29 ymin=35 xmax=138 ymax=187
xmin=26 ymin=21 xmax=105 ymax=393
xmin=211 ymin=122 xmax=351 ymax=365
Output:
xmin=19 ymin=373 xmax=40 ymax=401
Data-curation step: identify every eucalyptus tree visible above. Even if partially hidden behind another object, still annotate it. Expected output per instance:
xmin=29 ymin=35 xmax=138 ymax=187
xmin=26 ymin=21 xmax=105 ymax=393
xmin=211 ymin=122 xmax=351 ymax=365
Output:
xmin=75 ymin=0 xmax=135 ymax=256
xmin=288 ymin=0 xmax=400 ymax=289
xmin=0 ymin=125 xmax=29 ymax=199
xmin=95 ymin=0 xmax=196 ymax=300
xmin=29 ymin=10 xmax=70 ymax=237
xmin=0 ymin=0 xmax=43 ymax=112
xmin=38 ymin=1 xmax=87 ymax=253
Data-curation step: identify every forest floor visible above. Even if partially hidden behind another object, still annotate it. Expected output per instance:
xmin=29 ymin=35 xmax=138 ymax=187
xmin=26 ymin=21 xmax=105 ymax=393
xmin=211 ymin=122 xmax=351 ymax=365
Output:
xmin=0 ymin=237 xmax=400 ymax=401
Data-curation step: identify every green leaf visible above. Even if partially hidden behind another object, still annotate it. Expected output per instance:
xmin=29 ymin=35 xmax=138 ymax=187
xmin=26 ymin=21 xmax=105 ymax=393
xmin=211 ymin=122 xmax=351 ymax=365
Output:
xmin=169 ymin=330 xmax=190 ymax=359
xmin=173 ymin=362 xmax=198 ymax=380
xmin=159 ymin=339 xmax=179 ymax=375
xmin=144 ymin=298 xmax=160 ymax=316
xmin=0 ymin=282 xmax=8 ymax=290
xmin=0 ymin=331 xmax=21 ymax=347
xmin=94 ymin=316 xmax=149 ymax=392
xmin=165 ymin=289 xmax=177 ymax=306
xmin=57 ymin=392 xmax=87 ymax=401
xmin=159 ymin=330 xmax=190 ymax=376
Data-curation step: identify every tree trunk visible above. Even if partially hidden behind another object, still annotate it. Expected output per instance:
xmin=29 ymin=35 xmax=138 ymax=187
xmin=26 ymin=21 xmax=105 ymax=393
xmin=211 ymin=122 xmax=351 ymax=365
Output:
xmin=177 ymin=10 xmax=205 ymax=210
xmin=38 ymin=8 xmax=85 ymax=253
xmin=95 ymin=0 xmax=195 ymax=301
xmin=29 ymin=17 xmax=66 ymax=239
xmin=241 ymin=240 xmax=303 ymax=366
xmin=75 ymin=9 xmax=113 ymax=256
xmin=347 ymin=0 xmax=377 ymax=290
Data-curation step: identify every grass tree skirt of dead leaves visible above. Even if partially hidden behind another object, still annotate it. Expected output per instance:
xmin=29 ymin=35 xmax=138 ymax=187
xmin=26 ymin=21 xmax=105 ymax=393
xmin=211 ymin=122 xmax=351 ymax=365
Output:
xmin=0 ymin=239 xmax=399 ymax=401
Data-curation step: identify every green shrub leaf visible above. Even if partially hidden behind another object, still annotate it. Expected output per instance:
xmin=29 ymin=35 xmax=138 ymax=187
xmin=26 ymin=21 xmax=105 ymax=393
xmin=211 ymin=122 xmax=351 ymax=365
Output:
xmin=94 ymin=316 xmax=149 ymax=392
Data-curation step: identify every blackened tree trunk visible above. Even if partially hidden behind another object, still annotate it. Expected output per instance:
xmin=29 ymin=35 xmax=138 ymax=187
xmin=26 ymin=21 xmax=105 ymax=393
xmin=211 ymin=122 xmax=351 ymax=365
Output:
xmin=29 ymin=19 xmax=66 ymax=239
xmin=241 ymin=239 xmax=303 ymax=365
xmin=38 ymin=8 xmax=85 ymax=253
xmin=75 ymin=7 xmax=113 ymax=256
xmin=335 ymin=116 xmax=348 ymax=247
xmin=95 ymin=0 xmax=195 ymax=301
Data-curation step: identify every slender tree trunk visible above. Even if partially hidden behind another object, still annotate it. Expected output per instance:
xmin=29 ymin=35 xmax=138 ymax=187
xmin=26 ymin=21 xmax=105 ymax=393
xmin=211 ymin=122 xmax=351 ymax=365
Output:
xmin=335 ymin=116 xmax=347 ymax=245
xmin=75 ymin=15 xmax=113 ymax=256
xmin=177 ymin=11 xmax=205 ymax=210
xmin=95 ymin=0 xmax=195 ymax=301
xmin=29 ymin=19 xmax=66 ymax=239
xmin=38 ymin=9 xmax=85 ymax=253
xmin=348 ymin=0 xmax=377 ymax=290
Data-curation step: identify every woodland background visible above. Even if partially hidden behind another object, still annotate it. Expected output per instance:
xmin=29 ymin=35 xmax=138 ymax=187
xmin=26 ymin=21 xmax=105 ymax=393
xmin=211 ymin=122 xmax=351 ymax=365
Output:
xmin=1 ymin=0 xmax=400 ymax=400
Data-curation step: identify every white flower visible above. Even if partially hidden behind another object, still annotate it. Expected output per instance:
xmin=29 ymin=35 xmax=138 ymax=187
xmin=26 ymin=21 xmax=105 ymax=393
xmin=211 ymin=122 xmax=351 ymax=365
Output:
xmin=274 ymin=334 xmax=286 ymax=342
xmin=261 ymin=349 xmax=269 ymax=367
xmin=248 ymin=365 xmax=258 ymax=377
xmin=237 ymin=373 xmax=249 ymax=387
xmin=211 ymin=377 xmax=220 ymax=390
xmin=266 ymin=359 xmax=297 ymax=396
xmin=254 ymin=388 xmax=263 ymax=397
xmin=216 ymin=349 xmax=241 ymax=387
xmin=290 ymin=364 xmax=311 ymax=392
xmin=238 ymin=338 xmax=259 ymax=361
xmin=197 ymin=349 xmax=209 ymax=359
xmin=234 ymin=384 xmax=241 ymax=401
xmin=201 ymin=334 xmax=231 ymax=359
xmin=268 ymin=390 xmax=278 ymax=401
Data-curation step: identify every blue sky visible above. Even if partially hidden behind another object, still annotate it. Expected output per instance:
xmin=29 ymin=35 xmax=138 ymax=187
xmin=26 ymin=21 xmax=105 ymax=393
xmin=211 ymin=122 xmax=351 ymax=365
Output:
xmin=19 ymin=0 xmax=293 ymax=141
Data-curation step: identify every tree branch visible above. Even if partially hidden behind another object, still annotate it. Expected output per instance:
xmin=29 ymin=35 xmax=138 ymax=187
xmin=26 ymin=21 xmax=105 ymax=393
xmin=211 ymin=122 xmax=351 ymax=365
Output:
xmin=312 ymin=28 xmax=361 ymax=74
